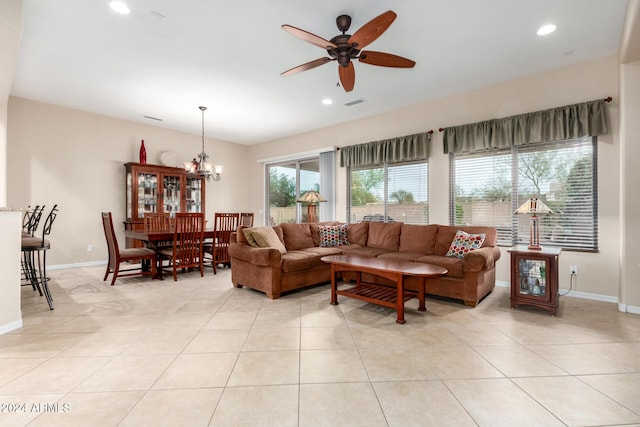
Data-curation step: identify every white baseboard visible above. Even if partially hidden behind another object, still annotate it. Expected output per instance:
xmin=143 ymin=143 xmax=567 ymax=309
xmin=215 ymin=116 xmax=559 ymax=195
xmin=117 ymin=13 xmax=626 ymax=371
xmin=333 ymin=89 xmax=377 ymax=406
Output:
xmin=617 ymin=303 xmax=640 ymax=315
xmin=496 ymin=280 xmax=639 ymax=314
xmin=0 ymin=319 xmax=23 ymax=335
xmin=48 ymin=260 xmax=107 ymax=270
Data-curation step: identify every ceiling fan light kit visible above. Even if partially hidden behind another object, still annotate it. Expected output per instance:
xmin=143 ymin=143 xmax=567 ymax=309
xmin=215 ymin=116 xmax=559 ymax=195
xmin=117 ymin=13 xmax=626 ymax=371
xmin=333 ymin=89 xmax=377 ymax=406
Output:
xmin=281 ymin=10 xmax=416 ymax=92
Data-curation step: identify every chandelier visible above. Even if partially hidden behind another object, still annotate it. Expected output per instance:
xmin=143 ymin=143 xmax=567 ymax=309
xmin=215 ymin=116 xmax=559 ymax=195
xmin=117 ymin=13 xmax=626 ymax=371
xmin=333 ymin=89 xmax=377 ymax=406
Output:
xmin=184 ymin=106 xmax=222 ymax=181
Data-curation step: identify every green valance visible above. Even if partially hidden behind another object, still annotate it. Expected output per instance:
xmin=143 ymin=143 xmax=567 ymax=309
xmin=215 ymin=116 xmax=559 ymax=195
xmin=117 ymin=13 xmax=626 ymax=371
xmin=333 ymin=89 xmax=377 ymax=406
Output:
xmin=340 ymin=132 xmax=431 ymax=167
xmin=443 ymin=98 xmax=610 ymax=154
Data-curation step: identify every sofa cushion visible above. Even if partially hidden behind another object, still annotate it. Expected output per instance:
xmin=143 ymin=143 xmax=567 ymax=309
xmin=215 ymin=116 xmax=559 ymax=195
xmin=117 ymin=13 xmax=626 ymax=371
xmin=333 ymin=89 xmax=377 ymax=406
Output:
xmin=304 ymin=246 xmax=344 ymax=257
xmin=377 ymin=251 xmax=425 ymax=262
xmin=281 ymin=250 xmax=325 ymax=273
xmin=310 ymin=221 xmax=342 ymax=246
xmin=416 ymin=255 xmax=464 ymax=278
xmin=280 ymin=223 xmax=314 ymax=250
xmin=347 ymin=222 xmax=369 ymax=246
xmin=236 ymin=225 xmax=249 ymax=245
xmin=435 ymin=225 xmax=496 ymax=256
xmin=340 ymin=245 xmax=387 ymax=258
xmin=445 ymin=230 xmax=486 ymax=258
xmin=319 ymin=224 xmax=349 ymax=247
xmin=243 ymin=226 xmax=287 ymax=254
xmin=399 ymin=224 xmax=437 ymax=254
xmin=367 ymin=222 xmax=402 ymax=251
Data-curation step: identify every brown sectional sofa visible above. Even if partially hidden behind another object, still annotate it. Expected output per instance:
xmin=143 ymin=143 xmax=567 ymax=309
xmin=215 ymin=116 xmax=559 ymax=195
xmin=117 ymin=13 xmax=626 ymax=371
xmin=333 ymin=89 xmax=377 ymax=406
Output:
xmin=228 ymin=222 xmax=501 ymax=307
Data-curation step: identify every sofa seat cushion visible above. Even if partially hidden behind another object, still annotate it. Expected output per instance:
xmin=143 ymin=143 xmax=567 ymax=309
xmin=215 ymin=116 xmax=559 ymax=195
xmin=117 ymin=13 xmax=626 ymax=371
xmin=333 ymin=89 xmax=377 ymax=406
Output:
xmin=304 ymin=246 xmax=345 ymax=257
xmin=340 ymin=245 xmax=387 ymax=258
xmin=280 ymin=223 xmax=315 ymax=250
xmin=377 ymin=251 xmax=426 ymax=262
xmin=415 ymin=255 xmax=464 ymax=278
xmin=281 ymin=250 xmax=326 ymax=273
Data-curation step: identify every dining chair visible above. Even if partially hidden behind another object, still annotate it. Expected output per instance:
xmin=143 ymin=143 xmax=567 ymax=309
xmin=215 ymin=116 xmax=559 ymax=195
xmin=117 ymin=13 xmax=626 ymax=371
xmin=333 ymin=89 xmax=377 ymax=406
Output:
xmin=102 ymin=212 xmax=157 ymax=286
xmin=159 ymin=212 xmax=205 ymax=281
xmin=239 ymin=212 xmax=254 ymax=227
xmin=203 ymin=212 xmax=239 ymax=274
xmin=143 ymin=212 xmax=172 ymax=232
xmin=142 ymin=212 xmax=174 ymax=272
xmin=21 ymin=205 xmax=58 ymax=309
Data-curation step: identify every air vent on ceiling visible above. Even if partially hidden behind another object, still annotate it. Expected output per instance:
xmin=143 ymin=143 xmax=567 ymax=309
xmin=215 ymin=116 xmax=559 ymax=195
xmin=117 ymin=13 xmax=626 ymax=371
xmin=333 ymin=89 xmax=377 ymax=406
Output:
xmin=150 ymin=10 xmax=166 ymax=20
xmin=344 ymin=98 xmax=366 ymax=107
xmin=143 ymin=115 xmax=163 ymax=121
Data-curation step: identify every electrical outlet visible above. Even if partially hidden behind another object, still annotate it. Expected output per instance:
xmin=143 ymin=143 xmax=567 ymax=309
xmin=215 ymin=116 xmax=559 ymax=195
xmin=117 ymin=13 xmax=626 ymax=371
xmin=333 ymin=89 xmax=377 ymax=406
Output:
xmin=87 ymin=244 xmax=93 ymax=252
xmin=570 ymin=265 xmax=578 ymax=274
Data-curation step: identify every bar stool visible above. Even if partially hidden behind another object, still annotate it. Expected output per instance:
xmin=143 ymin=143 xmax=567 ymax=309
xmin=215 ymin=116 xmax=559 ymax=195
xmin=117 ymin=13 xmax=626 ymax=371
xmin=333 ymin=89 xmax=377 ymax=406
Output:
xmin=21 ymin=205 xmax=58 ymax=310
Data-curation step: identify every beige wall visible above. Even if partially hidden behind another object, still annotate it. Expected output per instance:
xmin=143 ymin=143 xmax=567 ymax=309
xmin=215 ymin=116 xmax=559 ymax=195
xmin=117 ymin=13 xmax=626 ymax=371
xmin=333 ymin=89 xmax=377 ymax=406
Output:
xmin=7 ymin=98 xmax=251 ymax=266
xmin=247 ymin=55 xmax=622 ymax=301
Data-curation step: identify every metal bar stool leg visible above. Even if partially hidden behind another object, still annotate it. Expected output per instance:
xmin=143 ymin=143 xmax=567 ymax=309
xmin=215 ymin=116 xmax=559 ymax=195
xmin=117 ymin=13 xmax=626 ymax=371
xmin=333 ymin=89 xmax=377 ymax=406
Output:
xmin=36 ymin=249 xmax=54 ymax=310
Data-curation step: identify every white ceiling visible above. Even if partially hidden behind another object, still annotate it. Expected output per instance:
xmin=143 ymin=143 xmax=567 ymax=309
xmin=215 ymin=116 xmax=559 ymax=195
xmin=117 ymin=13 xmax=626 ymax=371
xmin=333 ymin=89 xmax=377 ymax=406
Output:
xmin=10 ymin=0 xmax=629 ymax=145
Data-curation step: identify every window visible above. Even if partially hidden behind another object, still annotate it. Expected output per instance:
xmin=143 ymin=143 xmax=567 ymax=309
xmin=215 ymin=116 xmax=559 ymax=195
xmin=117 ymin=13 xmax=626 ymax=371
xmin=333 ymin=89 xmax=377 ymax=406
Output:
xmin=450 ymin=136 xmax=597 ymax=250
xmin=348 ymin=161 xmax=428 ymax=224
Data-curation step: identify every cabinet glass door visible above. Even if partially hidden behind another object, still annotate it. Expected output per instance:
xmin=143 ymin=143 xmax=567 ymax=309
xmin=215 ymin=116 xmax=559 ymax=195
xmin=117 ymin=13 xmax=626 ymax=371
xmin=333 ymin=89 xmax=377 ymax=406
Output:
xmin=186 ymin=178 xmax=202 ymax=213
xmin=137 ymin=172 xmax=158 ymax=217
xmin=517 ymin=258 xmax=547 ymax=297
xmin=163 ymin=175 xmax=182 ymax=216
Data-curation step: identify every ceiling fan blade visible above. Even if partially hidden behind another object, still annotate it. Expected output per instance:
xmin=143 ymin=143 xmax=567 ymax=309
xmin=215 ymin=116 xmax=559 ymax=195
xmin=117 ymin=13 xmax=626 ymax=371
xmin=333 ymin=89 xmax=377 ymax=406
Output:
xmin=347 ymin=10 xmax=397 ymax=49
xmin=281 ymin=57 xmax=332 ymax=77
xmin=359 ymin=51 xmax=416 ymax=68
xmin=281 ymin=25 xmax=338 ymax=49
xmin=338 ymin=62 xmax=355 ymax=92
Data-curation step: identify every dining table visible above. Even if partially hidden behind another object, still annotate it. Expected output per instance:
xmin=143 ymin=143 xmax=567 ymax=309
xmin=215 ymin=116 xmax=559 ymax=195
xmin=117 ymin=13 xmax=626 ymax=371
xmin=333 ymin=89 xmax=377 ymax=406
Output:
xmin=124 ymin=228 xmax=215 ymax=279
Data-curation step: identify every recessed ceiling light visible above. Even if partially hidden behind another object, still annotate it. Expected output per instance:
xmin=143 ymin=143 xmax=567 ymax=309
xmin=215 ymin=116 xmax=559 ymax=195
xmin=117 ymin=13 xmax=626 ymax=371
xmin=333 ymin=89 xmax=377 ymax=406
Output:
xmin=109 ymin=1 xmax=130 ymax=14
xmin=537 ymin=24 xmax=556 ymax=36
xmin=322 ymin=98 xmax=333 ymax=105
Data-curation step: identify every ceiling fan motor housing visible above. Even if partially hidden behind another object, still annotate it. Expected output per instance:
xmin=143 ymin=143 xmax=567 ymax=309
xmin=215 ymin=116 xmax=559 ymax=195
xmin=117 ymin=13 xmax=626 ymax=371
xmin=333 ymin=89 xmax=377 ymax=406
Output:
xmin=328 ymin=34 xmax=360 ymax=66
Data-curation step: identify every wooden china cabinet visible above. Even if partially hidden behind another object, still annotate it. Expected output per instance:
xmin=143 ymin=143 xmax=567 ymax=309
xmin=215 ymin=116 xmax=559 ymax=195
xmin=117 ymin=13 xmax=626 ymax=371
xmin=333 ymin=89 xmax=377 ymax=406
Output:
xmin=124 ymin=162 xmax=205 ymax=248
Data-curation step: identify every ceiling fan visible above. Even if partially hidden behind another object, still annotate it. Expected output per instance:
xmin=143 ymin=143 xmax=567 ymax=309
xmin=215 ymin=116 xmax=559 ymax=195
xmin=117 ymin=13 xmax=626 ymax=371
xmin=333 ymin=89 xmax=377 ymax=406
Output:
xmin=281 ymin=10 xmax=416 ymax=92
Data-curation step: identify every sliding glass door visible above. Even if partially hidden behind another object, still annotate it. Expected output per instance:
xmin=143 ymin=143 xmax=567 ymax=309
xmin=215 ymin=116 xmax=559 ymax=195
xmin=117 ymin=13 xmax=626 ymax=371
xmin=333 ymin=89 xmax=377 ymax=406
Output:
xmin=266 ymin=159 xmax=320 ymax=225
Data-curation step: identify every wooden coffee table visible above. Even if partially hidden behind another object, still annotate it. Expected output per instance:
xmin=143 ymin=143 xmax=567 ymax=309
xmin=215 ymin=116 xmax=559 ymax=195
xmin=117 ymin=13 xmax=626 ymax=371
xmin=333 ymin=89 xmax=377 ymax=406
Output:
xmin=321 ymin=255 xmax=448 ymax=324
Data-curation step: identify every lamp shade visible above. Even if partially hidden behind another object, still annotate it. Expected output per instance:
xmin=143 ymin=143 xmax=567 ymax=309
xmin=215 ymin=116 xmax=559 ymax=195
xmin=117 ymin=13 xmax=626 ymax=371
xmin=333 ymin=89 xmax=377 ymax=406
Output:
xmin=297 ymin=190 xmax=327 ymax=204
xmin=515 ymin=196 xmax=554 ymax=215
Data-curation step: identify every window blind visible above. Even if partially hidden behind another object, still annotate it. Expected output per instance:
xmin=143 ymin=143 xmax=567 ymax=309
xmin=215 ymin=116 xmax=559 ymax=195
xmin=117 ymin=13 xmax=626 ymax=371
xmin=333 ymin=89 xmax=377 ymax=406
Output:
xmin=450 ymin=137 xmax=597 ymax=250
xmin=348 ymin=161 xmax=429 ymax=224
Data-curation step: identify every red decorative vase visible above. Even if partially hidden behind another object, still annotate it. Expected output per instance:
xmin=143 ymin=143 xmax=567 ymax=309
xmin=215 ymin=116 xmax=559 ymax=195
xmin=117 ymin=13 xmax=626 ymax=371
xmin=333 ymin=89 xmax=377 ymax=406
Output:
xmin=139 ymin=140 xmax=147 ymax=164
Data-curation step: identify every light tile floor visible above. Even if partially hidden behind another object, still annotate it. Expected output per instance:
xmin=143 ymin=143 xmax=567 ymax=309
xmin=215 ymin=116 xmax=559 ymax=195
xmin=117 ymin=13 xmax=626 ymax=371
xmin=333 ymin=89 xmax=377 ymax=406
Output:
xmin=1 ymin=266 xmax=640 ymax=426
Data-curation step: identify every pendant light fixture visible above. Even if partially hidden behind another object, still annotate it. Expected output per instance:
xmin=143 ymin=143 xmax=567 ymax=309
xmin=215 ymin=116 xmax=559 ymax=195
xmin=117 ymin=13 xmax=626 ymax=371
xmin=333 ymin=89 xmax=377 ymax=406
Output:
xmin=184 ymin=106 xmax=222 ymax=181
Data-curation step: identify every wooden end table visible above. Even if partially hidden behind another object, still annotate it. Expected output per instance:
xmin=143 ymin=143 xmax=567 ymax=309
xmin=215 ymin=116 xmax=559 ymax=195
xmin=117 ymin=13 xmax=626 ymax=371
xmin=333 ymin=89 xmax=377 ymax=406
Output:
xmin=321 ymin=255 xmax=447 ymax=324
xmin=508 ymin=246 xmax=561 ymax=315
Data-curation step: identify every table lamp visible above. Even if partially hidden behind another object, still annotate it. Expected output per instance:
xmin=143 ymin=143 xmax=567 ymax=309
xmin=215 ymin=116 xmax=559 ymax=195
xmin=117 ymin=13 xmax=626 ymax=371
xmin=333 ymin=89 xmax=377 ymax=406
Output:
xmin=297 ymin=190 xmax=327 ymax=223
xmin=515 ymin=195 xmax=554 ymax=250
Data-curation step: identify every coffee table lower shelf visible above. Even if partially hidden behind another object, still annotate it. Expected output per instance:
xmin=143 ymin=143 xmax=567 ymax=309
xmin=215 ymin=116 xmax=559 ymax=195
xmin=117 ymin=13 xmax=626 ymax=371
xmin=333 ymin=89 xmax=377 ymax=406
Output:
xmin=337 ymin=283 xmax=417 ymax=309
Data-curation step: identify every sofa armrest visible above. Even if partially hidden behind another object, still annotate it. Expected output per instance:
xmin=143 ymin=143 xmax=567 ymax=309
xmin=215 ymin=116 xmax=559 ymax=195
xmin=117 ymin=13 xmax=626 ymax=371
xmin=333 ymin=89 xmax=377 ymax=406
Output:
xmin=463 ymin=247 xmax=501 ymax=272
xmin=228 ymin=242 xmax=282 ymax=267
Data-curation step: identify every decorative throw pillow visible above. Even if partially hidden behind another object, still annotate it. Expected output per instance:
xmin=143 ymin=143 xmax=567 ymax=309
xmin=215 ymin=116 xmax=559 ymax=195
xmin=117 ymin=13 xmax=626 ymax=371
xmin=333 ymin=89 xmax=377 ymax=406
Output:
xmin=319 ymin=224 xmax=349 ymax=247
xmin=446 ymin=230 xmax=485 ymax=258
xmin=243 ymin=227 xmax=287 ymax=254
